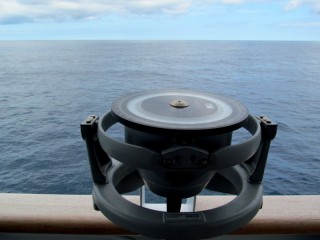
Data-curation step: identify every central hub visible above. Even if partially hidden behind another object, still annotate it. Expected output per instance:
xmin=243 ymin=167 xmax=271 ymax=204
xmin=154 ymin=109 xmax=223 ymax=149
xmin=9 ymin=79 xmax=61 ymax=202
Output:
xmin=170 ymin=99 xmax=189 ymax=108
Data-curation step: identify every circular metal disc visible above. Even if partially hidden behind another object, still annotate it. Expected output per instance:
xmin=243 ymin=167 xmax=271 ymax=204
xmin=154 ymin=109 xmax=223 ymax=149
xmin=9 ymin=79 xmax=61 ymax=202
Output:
xmin=111 ymin=89 xmax=248 ymax=133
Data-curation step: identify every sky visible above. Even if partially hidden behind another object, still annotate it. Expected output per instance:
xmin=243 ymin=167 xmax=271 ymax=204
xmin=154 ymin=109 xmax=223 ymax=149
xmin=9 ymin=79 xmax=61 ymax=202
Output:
xmin=0 ymin=0 xmax=319 ymax=41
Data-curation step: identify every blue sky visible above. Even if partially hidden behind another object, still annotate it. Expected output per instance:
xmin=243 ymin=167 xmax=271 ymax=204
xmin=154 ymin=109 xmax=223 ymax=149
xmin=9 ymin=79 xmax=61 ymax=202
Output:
xmin=0 ymin=0 xmax=319 ymax=40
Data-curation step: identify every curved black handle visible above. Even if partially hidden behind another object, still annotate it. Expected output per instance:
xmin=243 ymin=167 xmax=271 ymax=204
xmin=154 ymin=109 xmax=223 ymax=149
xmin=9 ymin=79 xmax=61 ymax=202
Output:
xmin=98 ymin=112 xmax=163 ymax=170
xmin=209 ymin=115 xmax=261 ymax=169
xmin=98 ymin=112 xmax=261 ymax=171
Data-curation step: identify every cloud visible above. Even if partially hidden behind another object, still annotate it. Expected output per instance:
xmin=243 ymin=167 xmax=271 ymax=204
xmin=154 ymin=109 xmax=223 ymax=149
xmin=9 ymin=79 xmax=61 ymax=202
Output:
xmin=221 ymin=0 xmax=244 ymax=3
xmin=1 ymin=0 xmax=319 ymax=25
xmin=0 ymin=0 xmax=201 ymax=24
xmin=0 ymin=15 xmax=33 ymax=25
xmin=285 ymin=0 xmax=320 ymax=13
xmin=0 ymin=0 xmax=265 ymax=24
xmin=285 ymin=0 xmax=301 ymax=10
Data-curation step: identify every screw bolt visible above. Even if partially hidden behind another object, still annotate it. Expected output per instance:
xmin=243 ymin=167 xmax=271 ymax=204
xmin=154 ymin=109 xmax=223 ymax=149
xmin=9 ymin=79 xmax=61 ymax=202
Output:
xmin=86 ymin=115 xmax=96 ymax=123
xmin=163 ymin=159 xmax=171 ymax=166
xmin=200 ymin=159 xmax=208 ymax=166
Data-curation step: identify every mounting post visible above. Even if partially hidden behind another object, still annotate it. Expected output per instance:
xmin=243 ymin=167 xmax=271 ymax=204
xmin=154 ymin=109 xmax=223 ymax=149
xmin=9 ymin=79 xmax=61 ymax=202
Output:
xmin=249 ymin=116 xmax=277 ymax=183
xmin=81 ymin=115 xmax=110 ymax=184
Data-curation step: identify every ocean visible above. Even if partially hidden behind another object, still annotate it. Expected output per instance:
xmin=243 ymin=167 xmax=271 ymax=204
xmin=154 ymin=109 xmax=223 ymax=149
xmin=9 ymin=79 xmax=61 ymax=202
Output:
xmin=0 ymin=40 xmax=319 ymax=195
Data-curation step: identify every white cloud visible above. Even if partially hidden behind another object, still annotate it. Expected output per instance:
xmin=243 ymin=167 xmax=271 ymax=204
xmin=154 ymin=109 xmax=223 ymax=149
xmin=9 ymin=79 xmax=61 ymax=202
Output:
xmin=1 ymin=0 xmax=319 ymax=24
xmin=222 ymin=0 xmax=244 ymax=3
xmin=0 ymin=0 xmax=203 ymax=24
xmin=285 ymin=0 xmax=320 ymax=13
xmin=0 ymin=0 xmax=267 ymax=24
xmin=285 ymin=0 xmax=301 ymax=10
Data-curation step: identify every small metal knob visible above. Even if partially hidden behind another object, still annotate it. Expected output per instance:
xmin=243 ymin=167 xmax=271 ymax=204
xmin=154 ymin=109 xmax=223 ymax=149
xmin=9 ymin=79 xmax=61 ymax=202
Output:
xmin=170 ymin=100 xmax=189 ymax=108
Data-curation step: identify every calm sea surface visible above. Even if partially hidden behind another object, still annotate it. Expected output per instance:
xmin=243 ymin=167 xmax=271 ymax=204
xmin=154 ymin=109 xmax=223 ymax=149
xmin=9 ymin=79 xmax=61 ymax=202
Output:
xmin=0 ymin=40 xmax=319 ymax=195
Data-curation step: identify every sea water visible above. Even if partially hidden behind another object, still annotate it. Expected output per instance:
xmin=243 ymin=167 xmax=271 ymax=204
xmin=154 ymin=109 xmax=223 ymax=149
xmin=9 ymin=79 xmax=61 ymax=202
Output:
xmin=0 ymin=40 xmax=319 ymax=195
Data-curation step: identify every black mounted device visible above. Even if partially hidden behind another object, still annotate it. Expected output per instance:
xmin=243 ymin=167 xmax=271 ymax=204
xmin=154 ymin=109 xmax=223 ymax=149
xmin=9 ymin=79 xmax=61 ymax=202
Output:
xmin=81 ymin=89 xmax=277 ymax=240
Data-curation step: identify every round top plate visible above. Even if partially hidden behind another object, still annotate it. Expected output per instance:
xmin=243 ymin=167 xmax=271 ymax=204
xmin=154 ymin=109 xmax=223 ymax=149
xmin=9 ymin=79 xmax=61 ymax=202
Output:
xmin=111 ymin=89 xmax=249 ymax=134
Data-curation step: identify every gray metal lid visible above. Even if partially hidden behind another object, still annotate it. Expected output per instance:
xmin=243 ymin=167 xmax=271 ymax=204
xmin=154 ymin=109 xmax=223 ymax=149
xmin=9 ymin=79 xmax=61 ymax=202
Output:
xmin=111 ymin=89 xmax=248 ymax=133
